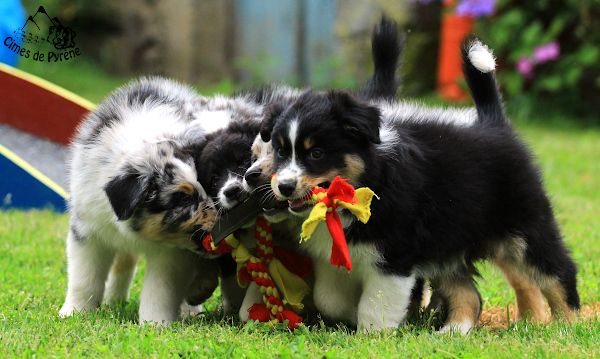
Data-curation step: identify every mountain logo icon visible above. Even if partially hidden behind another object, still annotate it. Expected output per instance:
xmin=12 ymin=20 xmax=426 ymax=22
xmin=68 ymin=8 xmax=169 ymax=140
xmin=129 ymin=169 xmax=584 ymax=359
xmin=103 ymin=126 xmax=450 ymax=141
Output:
xmin=15 ymin=6 xmax=76 ymax=50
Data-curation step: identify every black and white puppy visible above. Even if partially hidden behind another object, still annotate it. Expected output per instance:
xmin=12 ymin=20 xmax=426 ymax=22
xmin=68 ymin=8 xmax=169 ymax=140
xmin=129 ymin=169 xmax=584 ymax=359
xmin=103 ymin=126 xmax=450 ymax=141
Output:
xmin=232 ymin=16 xmax=423 ymax=320
xmin=60 ymin=78 xmax=220 ymax=324
xmin=261 ymin=40 xmax=580 ymax=333
xmin=191 ymin=85 xmax=303 ymax=316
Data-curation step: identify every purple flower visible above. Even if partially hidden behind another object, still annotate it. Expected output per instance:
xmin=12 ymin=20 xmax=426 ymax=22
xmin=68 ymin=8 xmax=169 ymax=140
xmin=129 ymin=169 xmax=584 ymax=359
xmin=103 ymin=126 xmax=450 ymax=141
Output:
xmin=516 ymin=57 xmax=534 ymax=79
xmin=456 ymin=0 xmax=496 ymax=17
xmin=533 ymin=42 xmax=560 ymax=63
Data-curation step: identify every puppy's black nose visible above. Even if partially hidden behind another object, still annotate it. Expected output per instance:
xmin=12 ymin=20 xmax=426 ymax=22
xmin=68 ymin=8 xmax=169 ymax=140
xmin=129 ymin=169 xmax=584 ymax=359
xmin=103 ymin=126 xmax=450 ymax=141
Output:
xmin=278 ymin=181 xmax=296 ymax=197
xmin=224 ymin=185 xmax=242 ymax=200
xmin=244 ymin=169 xmax=261 ymax=187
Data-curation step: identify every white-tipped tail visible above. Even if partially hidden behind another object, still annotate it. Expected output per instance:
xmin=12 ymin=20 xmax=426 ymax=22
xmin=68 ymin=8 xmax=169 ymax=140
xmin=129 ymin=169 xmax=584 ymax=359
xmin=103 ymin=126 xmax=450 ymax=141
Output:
xmin=468 ymin=41 xmax=496 ymax=73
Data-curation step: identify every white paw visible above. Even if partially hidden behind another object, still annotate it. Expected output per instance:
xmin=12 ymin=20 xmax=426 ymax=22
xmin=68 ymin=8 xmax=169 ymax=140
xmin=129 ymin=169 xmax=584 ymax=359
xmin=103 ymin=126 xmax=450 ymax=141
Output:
xmin=180 ymin=302 xmax=203 ymax=318
xmin=438 ymin=320 xmax=473 ymax=335
xmin=59 ymin=303 xmax=77 ymax=318
xmin=139 ymin=316 xmax=175 ymax=326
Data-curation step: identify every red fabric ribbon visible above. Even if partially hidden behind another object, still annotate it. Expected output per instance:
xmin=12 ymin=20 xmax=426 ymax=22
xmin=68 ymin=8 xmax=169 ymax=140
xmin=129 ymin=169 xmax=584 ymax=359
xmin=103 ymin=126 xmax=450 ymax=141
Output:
xmin=310 ymin=177 xmax=359 ymax=271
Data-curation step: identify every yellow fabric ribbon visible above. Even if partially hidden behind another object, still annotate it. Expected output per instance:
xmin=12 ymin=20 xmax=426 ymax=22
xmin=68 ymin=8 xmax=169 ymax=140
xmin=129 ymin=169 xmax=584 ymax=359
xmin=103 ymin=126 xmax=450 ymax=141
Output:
xmin=300 ymin=187 xmax=378 ymax=242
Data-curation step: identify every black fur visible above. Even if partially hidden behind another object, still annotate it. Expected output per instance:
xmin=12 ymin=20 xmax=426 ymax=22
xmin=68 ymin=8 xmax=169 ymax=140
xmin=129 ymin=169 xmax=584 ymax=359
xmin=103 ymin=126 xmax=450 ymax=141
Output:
xmin=267 ymin=42 xmax=580 ymax=313
xmin=104 ymin=169 xmax=149 ymax=220
xmin=196 ymin=120 xmax=261 ymax=201
xmin=461 ymin=39 xmax=505 ymax=126
xmin=358 ymin=15 xmax=403 ymax=100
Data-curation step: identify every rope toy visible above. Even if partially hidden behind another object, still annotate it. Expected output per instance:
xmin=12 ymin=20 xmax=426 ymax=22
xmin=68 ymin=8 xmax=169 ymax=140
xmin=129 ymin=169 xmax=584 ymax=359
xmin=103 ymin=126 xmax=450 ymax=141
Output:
xmin=300 ymin=176 xmax=378 ymax=271
xmin=202 ymin=217 xmax=309 ymax=329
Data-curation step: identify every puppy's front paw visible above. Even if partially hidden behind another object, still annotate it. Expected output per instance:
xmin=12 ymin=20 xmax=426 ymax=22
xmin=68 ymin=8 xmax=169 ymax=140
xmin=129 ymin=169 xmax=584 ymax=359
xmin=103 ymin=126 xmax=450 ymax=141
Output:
xmin=180 ymin=302 xmax=203 ymax=318
xmin=59 ymin=303 xmax=77 ymax=318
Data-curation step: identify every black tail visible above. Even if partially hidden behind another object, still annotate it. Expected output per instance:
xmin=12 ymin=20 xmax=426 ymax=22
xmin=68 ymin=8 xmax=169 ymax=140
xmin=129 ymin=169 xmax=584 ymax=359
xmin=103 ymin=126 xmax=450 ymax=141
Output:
xmin=358 ymin=15 xmax=403 ymax=100
xmin=461 ymin=38 xmax=506 ymax=126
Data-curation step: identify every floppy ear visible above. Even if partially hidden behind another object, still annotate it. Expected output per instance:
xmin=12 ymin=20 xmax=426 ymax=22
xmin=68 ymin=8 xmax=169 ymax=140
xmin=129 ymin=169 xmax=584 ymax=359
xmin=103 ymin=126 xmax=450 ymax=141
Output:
xmin=329 ymin=91 xmax=381 ymax=144
xmin=260 ymin=102 xmax=285 ymax=142
xmin=104 ymin=171 xmax=149 ymax=220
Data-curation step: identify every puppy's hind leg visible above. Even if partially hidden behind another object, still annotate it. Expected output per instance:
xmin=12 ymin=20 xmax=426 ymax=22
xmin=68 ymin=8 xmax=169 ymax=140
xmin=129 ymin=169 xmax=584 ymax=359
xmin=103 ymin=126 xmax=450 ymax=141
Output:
xmin=435 ymin=275 xmax=481 ymax=335
xmin=60 ymin=229 xmax=115 ymax=317
xmin=494 ymin=256 xmax=548 ymax=322
xmin=104 ymin=253 xmax=138 ymax=305
xmin=516 ymin=226 xmax=579 ymax=321
xmin=139 ymin=248 xmax=196 ymax=325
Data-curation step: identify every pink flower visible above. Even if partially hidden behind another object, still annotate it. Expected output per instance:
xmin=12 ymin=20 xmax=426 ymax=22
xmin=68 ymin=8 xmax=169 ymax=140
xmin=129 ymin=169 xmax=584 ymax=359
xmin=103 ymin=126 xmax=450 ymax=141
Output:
xmin=533 ymin=42 xmax=560 ymax=64
xmin=517 ymin=57 xmax=534 ymax=79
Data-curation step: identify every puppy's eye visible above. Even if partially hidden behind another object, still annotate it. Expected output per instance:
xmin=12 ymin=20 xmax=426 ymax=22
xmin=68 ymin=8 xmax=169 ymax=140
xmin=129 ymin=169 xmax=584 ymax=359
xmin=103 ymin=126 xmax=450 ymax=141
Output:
xmin=276 ymin=147 xmax=287 ymax=158
xmin=309 ymin=148 xmax=324 ymax=160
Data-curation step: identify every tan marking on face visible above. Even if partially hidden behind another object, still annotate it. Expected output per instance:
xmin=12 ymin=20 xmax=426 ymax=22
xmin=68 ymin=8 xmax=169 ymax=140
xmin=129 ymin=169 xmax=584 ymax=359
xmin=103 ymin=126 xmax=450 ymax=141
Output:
xmin=258 ymin=153 xmax=275 ymax=181
xmin=177 ymin=182 xmax=196 ymax=195
xmin=342 ymin=154 xmax=365 ymax=182
xmin=303 ymin=137 xmax=315 ymax=150
xmin=277 ymin=135 xmax=284 ymax=147
xmin=181 ymin=200 xmax=217 ymax=231
xmin=251 ymin=141 xmax=261 ymax=157
xmin=140 ymin=214 xmax=164 ymax=239
xmin=434 ymin=277 xmax=481 ymax=328
xmin=298 ymin=170 xmax=340 ymax=193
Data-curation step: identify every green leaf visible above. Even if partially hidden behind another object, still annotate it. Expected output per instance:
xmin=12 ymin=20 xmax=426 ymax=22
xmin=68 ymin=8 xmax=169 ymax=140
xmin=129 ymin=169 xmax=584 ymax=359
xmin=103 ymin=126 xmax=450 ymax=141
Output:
xmin=522 ymin=21 xmax=543 ymax=48
xmin=537 ymin=75 xmax=563 ymax=91
xmin=564 ymin=66 xmax=583 ymax=86
xmin=501 ymin=72 xmax=524 ymax=96
xmin=577 ymin=45 xmax=599 ymax=65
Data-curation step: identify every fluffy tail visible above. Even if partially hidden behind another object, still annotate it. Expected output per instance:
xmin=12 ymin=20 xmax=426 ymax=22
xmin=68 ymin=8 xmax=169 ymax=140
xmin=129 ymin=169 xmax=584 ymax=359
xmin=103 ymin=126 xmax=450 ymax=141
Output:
xmin=359 ymin=15 xmax=403 ymax=100
xmin=462 ymin=38 xmax=506 ymax=126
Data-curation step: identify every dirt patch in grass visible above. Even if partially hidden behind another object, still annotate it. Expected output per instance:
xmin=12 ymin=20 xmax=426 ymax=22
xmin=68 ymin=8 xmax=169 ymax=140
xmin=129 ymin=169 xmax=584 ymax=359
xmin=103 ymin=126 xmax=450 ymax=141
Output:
xmin=479 ymin=302 xmax=600 ymax=329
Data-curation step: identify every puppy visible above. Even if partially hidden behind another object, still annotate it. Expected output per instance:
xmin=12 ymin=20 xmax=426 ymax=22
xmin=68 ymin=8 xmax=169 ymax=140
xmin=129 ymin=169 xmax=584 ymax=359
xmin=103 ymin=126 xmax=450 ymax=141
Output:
xmin=240 ymin=17 xmax=439 ymax=324
xmin=60 ymin=77 xmax=219 ymax=324
xmin=191 ymin=85 xmax=303 ymax=316
xmin=261 ymin=40 xmax=580 ymax=333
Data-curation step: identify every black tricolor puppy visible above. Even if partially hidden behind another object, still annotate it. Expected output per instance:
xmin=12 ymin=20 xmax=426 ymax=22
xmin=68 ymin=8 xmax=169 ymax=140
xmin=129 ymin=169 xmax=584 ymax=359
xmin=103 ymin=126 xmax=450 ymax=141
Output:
xmin=262 ymin=39 xmax=580 ymax=333
xmin=196 ymin=16 xmax=427 ymax=321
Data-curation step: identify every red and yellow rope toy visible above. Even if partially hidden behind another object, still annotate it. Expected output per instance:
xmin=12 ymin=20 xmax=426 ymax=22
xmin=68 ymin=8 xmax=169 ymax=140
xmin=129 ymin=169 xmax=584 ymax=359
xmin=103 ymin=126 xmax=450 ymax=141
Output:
xmin=203 ymin=217 xmax=309 ymax=329
xmin=202 ymin=177 xmax=376 ymax=328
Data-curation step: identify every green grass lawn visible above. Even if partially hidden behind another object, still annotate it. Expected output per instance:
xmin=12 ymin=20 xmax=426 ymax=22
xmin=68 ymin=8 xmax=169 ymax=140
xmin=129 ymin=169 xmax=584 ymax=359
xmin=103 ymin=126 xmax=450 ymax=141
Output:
xmin=1 ymin=122 xmax=599 ymax=357
xmin=2 ymin=58 xmax=599 ymax=357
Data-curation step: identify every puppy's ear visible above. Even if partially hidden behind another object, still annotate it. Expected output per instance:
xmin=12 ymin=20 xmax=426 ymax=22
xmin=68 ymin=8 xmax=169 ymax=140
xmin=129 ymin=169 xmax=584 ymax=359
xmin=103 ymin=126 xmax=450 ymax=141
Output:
xmin=329 ymin=91 xmax=381 ymax=144
xmin=260 ymin=102 xmax=285 ymax=142
xmin=104 ymin=170 xmax=149 ymax=220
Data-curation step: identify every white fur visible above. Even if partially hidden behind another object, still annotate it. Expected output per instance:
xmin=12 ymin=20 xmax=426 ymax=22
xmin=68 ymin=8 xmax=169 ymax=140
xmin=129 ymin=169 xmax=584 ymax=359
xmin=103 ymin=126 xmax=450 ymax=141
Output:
xmin=191 ymin=110 xmax=231 ymax=134
xmin=273 ymin=120 xmax=303 ymax=197
xmin=61 ymin=78 xmax=217 ymax=325
xmin=299 ymin=220 xmax=414 ymax=330
xmin=218 ymin=174 xmax=243 ymax=209
xmin=243 ymin=136 xmax=273 ymax=192
xmin=239 ymin=283 xmax=262 ymax=322
xmin=468 ymin=41 xmax=496 ymax=73
xmin=439 ymin=319 xmax=474 ymax=335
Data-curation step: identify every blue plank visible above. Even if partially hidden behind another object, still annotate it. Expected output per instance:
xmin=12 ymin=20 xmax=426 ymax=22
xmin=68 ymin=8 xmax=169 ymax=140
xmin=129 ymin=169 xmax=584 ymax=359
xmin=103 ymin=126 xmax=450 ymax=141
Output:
xmin=0 ymin=152 xmax=67 ymax=211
